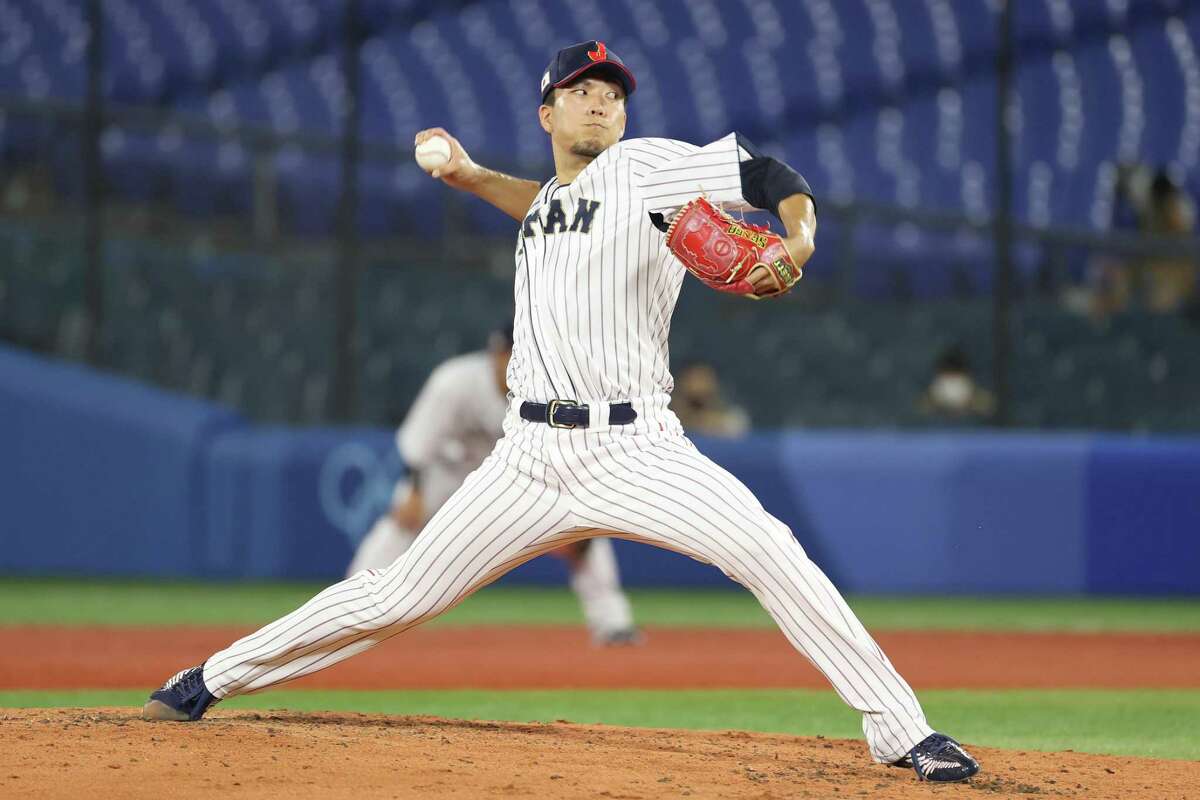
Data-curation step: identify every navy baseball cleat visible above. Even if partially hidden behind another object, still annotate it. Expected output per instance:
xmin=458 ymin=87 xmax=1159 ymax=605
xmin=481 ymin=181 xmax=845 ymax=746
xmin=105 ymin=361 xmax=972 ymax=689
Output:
xmin=898 ymin=733 xmax=980 ymax=782
xmin=142 ymin=664 xmax=218 ymax=721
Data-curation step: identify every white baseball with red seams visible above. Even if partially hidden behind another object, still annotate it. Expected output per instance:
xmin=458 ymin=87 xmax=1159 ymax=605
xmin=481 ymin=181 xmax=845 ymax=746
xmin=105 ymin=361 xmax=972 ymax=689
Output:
xmin=414 ymin=135 xmax=451 ymax=172
xmin=198 ymin=130 xmax=936 ymax=765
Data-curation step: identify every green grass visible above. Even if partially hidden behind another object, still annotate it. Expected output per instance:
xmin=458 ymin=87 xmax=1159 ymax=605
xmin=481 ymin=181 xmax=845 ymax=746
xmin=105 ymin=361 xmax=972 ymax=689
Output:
xmin=2 ymin=578 xmax=1199 ymax=631
xmin=3 ymin=688 xmax=1197 ymax=761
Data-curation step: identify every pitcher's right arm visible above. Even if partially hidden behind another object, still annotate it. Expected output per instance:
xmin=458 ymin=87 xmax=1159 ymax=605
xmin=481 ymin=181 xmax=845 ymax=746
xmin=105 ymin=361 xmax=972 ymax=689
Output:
xmin=415 ymin=127 xmax=541 ymax=222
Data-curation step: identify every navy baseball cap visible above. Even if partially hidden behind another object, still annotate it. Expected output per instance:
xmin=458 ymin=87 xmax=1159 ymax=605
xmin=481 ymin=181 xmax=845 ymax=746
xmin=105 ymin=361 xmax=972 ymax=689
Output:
xmin=540 ymin=40 xmax=637 ymax=104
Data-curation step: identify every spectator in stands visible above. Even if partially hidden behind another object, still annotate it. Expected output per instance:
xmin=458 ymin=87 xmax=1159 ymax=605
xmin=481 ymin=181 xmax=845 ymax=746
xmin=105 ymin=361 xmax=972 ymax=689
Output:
xmin=671 ymin=361 xmax=751 ymax=437
xmin=1082 ymin=163 xmax=1148 ymax=319
xmin=1087 ymin=166 xmax=1197 ymax=319
xmin=1141 ymin=169 xmax=1197 ymax=314
xmin=919 ymin=346 xmax=995 ymax=420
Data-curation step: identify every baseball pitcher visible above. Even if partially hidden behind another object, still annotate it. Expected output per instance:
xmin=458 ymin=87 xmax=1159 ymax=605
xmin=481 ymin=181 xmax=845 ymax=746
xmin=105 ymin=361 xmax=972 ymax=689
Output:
xmin=144 ymin=40 xmax=979 ymax=783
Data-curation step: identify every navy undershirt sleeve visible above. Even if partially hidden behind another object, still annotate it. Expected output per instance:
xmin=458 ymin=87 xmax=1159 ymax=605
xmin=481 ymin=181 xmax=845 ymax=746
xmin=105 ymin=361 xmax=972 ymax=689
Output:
xmin=735 ymin=133 xmax=816 ymax=220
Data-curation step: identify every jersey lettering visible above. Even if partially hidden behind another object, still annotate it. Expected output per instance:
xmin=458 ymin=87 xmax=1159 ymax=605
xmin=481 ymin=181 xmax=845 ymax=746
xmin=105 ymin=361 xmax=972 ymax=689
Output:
xmin=542 ymin=198 xmax=569 ymax=234
xmin=521 ymin=211 xmax=541 ymax=237
xmin=568 ymin=199 xmax=601 ymax=232
xmin=521 ymin=198 xmax=603 ymax=237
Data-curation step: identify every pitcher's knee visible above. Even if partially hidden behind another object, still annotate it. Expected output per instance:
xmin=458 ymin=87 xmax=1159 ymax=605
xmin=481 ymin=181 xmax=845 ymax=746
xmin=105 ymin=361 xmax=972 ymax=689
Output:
xmin=761 ymin=521 xmax=812 ymax=566
xmin=376 ymin=603 xmax=443 ymax=631
xmin=748 ymin=523 xmax=803 ymax=560
xmin=349 ymin=571 xmax=452 ymax=632
xmin=714 ymin=525 xmax=809 ymax=587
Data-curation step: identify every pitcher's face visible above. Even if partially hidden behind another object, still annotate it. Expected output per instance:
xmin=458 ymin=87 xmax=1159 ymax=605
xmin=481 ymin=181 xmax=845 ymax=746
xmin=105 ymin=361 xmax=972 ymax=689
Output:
xmin=540 ymin=76 xmax=627 ymax=158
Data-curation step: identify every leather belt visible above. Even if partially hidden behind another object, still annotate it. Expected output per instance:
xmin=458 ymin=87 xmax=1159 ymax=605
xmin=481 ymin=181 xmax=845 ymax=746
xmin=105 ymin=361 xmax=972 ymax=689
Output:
xmin=519 ymin=400 xmax=637 ymax=429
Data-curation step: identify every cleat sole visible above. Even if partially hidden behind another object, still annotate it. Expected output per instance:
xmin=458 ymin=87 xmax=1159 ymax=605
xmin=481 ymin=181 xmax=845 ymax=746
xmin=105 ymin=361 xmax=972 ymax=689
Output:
xmin=141 ymin=699 xmax=191 ymax=722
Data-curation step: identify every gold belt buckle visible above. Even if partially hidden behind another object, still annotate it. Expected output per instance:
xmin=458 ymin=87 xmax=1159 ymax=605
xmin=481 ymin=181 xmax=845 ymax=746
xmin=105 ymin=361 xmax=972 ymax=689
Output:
xmin=547 ymin=399 xmax=580 ymax=429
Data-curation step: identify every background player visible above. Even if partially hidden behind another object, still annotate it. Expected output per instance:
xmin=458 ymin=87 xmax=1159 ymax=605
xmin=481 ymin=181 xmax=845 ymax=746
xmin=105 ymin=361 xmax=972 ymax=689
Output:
xmin=144 ymin=40 xmax=979 ymax=784
xmin=347 ymin=325 xmax=640 ymax=645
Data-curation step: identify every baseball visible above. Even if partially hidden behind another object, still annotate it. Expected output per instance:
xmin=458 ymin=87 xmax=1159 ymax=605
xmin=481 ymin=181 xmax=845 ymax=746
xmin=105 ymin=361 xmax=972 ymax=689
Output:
xmin=414 ymin=135 xmax=451 ymax=172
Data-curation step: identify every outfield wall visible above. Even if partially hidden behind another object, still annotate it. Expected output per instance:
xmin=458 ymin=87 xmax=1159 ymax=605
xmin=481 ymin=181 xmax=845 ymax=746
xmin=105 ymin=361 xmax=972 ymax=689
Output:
xmin=2 ymin=344 xmax=1197 ymax=594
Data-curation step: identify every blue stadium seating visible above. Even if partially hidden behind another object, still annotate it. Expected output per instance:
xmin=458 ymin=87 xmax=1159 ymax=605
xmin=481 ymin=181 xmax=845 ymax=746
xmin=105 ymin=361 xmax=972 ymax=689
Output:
xmin=4 ymin=0 xmax=1200 ymax=293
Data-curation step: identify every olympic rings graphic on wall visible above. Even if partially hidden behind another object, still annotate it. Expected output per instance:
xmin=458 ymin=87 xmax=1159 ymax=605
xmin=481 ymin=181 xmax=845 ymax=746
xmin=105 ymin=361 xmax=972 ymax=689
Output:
xmin=317 ymin=442 xmax=401 ymax=544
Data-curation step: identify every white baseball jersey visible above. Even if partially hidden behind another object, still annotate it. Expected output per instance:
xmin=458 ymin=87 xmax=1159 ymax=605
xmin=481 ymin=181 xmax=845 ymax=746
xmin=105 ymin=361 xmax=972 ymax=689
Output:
xmin=509 ymin=133 xmax=754 ymax=406
xmin=397 ymin=350 xmax=507 ymax=511
xmin=201 ymin=132 xmax=936 ymax=765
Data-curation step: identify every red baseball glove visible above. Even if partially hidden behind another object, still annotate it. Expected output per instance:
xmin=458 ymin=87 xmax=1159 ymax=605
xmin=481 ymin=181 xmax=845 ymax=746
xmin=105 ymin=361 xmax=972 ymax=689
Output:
xmin=664 ymin=197 xmax=802 ymax=300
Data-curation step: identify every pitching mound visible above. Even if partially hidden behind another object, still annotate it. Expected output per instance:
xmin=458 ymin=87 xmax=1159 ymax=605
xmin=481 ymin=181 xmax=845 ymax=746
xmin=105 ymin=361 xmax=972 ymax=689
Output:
xmin=3 ymin=708 xmax=1195 ymax=799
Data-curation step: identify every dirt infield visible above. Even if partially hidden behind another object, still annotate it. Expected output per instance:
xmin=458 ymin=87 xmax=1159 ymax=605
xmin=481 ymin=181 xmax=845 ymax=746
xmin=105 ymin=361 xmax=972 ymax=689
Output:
xmin=4 ymin=708 xmax=1197 ymax=800
xmin=5 ymin=628 xmax=1197 ymax=798
xmin=1 ymin=625 xmax=1197 ymax=689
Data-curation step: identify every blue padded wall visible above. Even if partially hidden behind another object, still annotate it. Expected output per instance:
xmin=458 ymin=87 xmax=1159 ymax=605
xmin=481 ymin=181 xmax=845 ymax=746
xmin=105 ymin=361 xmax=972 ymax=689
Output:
xmin=2 ymin=345 xmax=1197 ymax=594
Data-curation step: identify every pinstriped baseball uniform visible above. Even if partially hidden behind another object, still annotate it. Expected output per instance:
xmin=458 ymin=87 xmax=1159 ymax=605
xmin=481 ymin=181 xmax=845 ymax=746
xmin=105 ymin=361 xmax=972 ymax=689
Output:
xmin=345 ymin=350 xmax=635 ymax=640
xmin=200 ymin=132 xmax=935 ymax=764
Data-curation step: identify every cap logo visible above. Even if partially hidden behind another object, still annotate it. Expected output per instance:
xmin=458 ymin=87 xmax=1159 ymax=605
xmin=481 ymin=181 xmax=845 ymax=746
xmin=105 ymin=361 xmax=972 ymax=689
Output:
xmin=540 ymin=70 xmax=550 ymax=92
xmin=587 ymin=41 xmax=608 ymax=62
